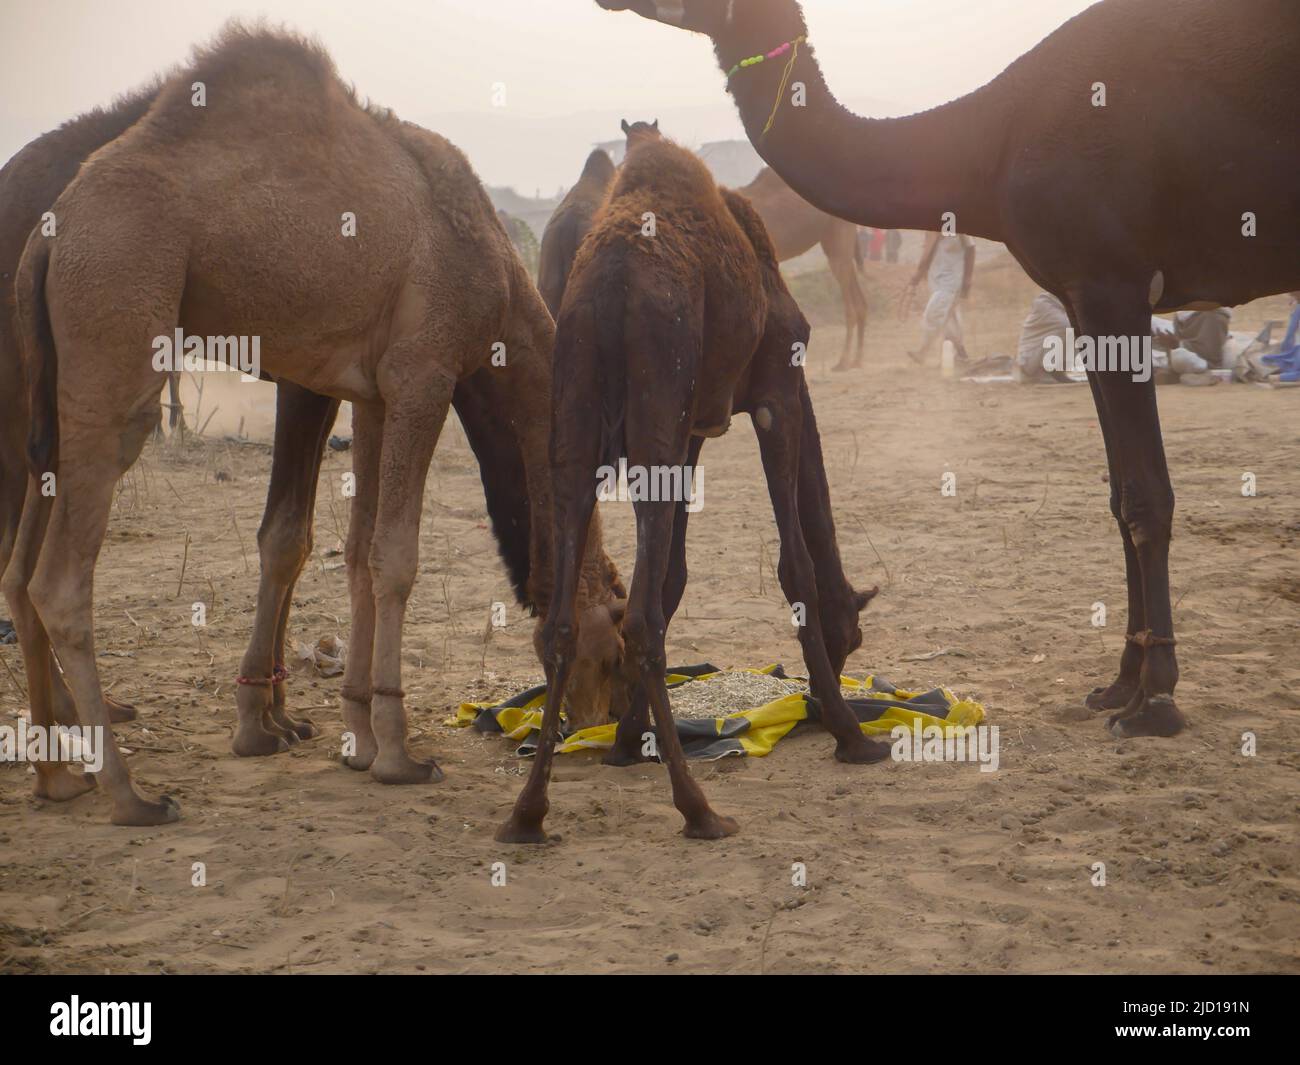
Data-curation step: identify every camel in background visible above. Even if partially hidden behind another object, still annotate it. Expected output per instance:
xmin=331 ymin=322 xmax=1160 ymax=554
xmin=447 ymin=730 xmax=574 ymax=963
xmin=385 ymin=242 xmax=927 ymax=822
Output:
xmin=7 ymin=25 xmax=626 ymax=825
xmin=537 ymin=149 xmax=616 ymax=316
xmin=739 ymin=167 xmax=867 ymax=371
xmin=599 ymin=0 xmax=1300 ymax=739
xmin=497 ymin=137 xmax=880 ymax=845
xmin=537 ymin=119 xmax=663 ymax=317
xmin=0 ymin=86 xmax=164 ymax=777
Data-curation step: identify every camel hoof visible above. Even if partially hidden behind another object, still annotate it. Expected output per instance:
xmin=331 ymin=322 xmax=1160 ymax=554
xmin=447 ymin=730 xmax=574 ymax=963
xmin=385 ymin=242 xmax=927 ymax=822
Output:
xmin=34 ymin=769 xmax=97 ymax=802
xmin=370 ymin=755 xmax=444 ymax=785
xmin=111 ymin=793 xmax=181 ymax=826
xmin=834 ymin=735 xmax=893 ymax=764
xmin=231 ymin=726 xmax=291 ymax=758
xmin=341 ymin=751 xmax=376 ymax=772
xmin=107 ymin=696 xmax=138 ymax=724
xmin=1085 ymin=681 xmax=1138 ymax=712
xmin=683 ymin=812 xmax=740 ymax=840
xmin=830 ymin=360 xmax=852 ymax=373
xmin=286 ymin=717 xmax=319 ymax=741
xmin=494 ymin=818 xmax=549 ymax=845
xmin=1107 ymin=695 xmax=1187 ymax=739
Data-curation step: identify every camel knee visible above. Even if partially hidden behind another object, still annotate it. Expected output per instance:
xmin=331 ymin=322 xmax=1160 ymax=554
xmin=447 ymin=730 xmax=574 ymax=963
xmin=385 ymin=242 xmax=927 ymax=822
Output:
xmin=257 ymin=513 xmax=312 ymax=583
xmin=540 ymin=614 xmax=578 ymax=670
xmin=367 ymin=548 xmax=418 ymax=603
xmin=1118 ymin=483 xmax=1174 ymax=546
xmin=27 ymin=573 xmax=90 ymax=654
xmin=620 ymin=609 xmax=665 ymax=672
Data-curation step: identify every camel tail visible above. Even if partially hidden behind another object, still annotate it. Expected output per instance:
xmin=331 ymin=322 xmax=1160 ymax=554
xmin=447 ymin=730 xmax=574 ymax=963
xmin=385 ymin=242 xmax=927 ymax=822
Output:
xmin=17 ymin=237 xmax=58 ymax=476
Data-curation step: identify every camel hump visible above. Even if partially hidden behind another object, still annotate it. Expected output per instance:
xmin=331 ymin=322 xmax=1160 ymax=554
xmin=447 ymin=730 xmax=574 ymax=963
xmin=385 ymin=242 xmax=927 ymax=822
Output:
xmin=145 ymin=21 xmax=357 ymax=137
xmin=718 ymin=188 xmax=780 ymax=268
xmin=578 ymin=149 xmax=616 ymax=188
xmin=611 ymin=137 xmax=718 ymax=204
xmin=742 ymin=166 xmax=789 ymax=196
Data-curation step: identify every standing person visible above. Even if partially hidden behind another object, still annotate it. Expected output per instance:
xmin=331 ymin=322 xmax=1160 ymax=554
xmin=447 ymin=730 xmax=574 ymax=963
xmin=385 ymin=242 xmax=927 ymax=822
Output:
xmin=885 ymin=229 xmax=902 ymax=264
xmin=904 ymin=232 xmax=974 ymax=364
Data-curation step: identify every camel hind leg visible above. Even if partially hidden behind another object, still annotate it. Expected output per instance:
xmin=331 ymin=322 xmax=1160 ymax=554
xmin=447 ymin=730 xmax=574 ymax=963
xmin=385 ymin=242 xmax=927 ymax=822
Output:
xmin=233 ymin=382 xmax=338 ymax=756
xmin=1072 ymin=283 xmax=1184 ymax=738
xmin=604 ymin=435 xmax=704 ymax=767
xmin=28 ymin=385 xmax=179 ymax=825
xmin=364 ymin=358 xmax=454 ymax=786
xmin=1 ymin=475 xmax=95 ymax=803
xmin=748 ymin=331 xmax=891 ymax=764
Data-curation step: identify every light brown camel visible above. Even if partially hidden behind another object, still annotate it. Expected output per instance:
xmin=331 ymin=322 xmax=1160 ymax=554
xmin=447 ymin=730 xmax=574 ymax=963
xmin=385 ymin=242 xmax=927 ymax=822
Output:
xmin=600 ymin=0 xmax=1300 ymax=739
xmin=739 ymin=166 xmax=866 ymax=371
xmin=497 ymin=137 xmax=881 ymax=844
xmin=8 ymin=26 xmax=625 ymax=825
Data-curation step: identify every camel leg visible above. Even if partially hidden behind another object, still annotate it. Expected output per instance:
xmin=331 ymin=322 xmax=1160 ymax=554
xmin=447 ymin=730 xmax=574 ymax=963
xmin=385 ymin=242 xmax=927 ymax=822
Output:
xmin=1 ymin=476 xmax=95 ymax=803
xmin=28 ymin=404 xmax=179 ymax=825
xmin=793 ymin=378 xmax=873 ymax=679
xmin=496 ymin=420 xmax=604 ymax=841
xmin=625 ymin=475 xmax=739 ymax=838
xmin=828 ymin=253 xmax=857 ymax=373
xmin=232 ymin=382 xmax=338 ymax=756
xmin=1073 ymin=285 xmax=1184 ymax=738
xmin=339 ymin=400 xmax=382 ymax=772
xmin=1067 ymin=305 xmax=1145 ymax=710
xmin=365 ymin=378 xmax=453 ymax=786
xmin=849 ymin=268 xmax=868 ymax=368
xmin=750 ymin=384 xmax=892 ymax=765
xmin=604 ymin=436 xmax=704 ymax=767
xmin=167 ymin=371 xmax=185 ymax=433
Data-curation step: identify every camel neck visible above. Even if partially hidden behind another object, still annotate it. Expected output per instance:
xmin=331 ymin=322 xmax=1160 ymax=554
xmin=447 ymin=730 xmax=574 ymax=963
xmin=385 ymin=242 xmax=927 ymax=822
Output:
xmin=723 ymin=40 xmax=1008 ymax=242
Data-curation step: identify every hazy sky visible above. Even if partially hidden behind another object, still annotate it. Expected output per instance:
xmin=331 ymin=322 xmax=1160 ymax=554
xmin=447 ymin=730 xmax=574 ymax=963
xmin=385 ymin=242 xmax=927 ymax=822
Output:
xmin=0 ymin=0 xmax=1096 ymax=194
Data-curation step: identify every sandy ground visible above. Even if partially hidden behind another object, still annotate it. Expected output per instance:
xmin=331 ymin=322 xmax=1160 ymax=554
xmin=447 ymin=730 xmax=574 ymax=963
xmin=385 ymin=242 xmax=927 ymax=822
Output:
xmin=2 ymin=257 xmax=1297 ymax=974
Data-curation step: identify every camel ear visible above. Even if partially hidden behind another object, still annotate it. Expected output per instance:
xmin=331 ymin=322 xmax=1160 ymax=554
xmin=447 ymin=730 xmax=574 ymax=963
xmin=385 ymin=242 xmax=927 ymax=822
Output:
xmin=621 ymin=119 xmax=631 ymax=134
xmin=652 ymin=119 xmax=659 ymax=130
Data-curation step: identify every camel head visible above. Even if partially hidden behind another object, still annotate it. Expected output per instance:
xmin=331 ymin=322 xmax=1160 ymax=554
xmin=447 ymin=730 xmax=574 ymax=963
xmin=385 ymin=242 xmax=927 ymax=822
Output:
xmin=536 ymin=600 xmax=629 ymax=732
xmin=620 ymin=117 xmax=661 ymax=155
xmin=595 ymin=1 xmax=808 ymax=56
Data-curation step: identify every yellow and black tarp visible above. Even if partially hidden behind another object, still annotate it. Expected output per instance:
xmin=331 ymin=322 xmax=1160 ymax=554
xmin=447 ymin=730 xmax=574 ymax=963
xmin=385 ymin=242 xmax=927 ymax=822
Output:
xmin=451 ymin=663 xmax=985 ymax=761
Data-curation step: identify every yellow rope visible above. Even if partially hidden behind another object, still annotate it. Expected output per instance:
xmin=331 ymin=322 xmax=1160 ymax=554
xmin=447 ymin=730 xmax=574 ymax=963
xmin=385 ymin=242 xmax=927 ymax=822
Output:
xmin=760 ymin=37 xmax=802 ymax=141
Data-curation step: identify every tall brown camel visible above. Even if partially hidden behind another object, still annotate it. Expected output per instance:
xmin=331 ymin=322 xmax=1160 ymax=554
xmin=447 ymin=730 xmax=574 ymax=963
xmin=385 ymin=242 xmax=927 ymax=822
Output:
xmin=599 ymin=0 xmax=1300 ymax=739
xmin=7 ymin=26 xmax=625 ymax=825
xmin=496 ymin=137 xmax=881 ymax=845
xmin=739 ymin=166 xmax=866 ymax=371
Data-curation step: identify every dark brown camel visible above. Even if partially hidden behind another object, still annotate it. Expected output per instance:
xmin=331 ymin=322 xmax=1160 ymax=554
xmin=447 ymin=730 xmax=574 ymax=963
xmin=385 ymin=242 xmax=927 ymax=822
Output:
xmin=497 ymin=137 xmax=882 ymax=844
xmin=8 ymin=27 xmax=626 ymax=825
xmin=599 ymin=0 xmax=1300 ymax=739
xmin=739 ymin=166 xmax=867 ymax=370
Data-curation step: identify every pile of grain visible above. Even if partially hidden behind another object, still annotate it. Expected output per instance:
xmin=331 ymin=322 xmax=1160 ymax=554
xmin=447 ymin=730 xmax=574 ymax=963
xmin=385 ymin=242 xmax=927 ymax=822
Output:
xmin=669 ymin=671 xmax=808 ymax=720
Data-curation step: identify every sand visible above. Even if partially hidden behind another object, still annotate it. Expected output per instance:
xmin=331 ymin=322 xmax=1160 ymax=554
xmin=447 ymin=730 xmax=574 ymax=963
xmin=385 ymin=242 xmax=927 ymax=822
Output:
xmin=1 ymin=255 xmax=1297 ymax=974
